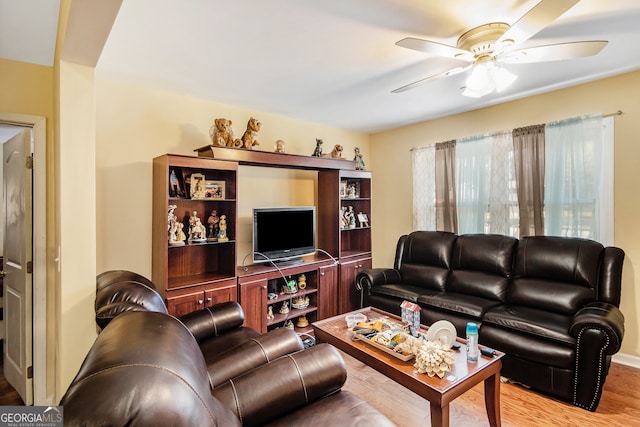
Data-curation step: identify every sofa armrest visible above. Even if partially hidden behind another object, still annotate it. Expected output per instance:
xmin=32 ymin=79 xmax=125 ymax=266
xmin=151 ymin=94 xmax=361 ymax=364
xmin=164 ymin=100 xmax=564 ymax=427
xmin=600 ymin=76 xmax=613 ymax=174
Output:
xmin=207 ymin=328 xmax=304 ymax=388
xmin=212 ymin=343 xmax=347 ymax=427
xmin=570 ymin=302 xmax=625 ymax=354
xmin=569 ymin=302 xmax=625 ymax=411
xmin=179 ymin=301 xmax=245 ymax=342
xmin=356 ymin=268 xmax=401 ymax=294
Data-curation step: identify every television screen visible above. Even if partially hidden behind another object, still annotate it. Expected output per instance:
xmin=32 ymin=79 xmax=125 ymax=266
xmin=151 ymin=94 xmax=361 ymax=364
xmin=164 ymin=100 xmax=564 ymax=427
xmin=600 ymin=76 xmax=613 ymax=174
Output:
xmin=253 ymin=206 xmax=316 ymax=263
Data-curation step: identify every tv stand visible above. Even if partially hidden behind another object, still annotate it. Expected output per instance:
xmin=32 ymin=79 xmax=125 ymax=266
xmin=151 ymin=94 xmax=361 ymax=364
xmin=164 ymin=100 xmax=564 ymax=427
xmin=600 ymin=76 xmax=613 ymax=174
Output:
xmin=237 ymin=256 xmax=338 ymax=334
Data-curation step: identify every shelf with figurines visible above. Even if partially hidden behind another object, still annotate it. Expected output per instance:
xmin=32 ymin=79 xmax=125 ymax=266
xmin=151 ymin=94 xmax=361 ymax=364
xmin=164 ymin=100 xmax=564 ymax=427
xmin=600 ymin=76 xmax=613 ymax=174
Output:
xmin=340 ymin=206 xmax=370 ymax=230
xmin=167 ymin=206 xmax=234 ymax=248
xmin=266 ymin=273 xmax=318 ymax=330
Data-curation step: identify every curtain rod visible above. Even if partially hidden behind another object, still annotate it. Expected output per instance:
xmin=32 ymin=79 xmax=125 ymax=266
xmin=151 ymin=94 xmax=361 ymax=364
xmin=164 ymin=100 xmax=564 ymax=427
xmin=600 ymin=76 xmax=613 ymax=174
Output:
xmin=604 ymin=110 xmax=623 ymax=118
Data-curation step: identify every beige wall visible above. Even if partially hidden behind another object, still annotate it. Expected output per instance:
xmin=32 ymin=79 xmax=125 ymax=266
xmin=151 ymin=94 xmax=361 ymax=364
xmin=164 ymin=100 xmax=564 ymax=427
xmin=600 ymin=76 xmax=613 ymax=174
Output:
xmin=369 ymin=70 xmax=640 ymax=358
xmin=95 ymin=79 xmax=370 ymax=277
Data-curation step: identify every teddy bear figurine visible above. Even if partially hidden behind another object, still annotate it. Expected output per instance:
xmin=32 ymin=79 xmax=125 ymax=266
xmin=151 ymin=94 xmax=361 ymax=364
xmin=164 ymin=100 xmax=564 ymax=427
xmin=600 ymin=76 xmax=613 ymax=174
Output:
xmin=209 ymin=118 xmax=237 ymax=147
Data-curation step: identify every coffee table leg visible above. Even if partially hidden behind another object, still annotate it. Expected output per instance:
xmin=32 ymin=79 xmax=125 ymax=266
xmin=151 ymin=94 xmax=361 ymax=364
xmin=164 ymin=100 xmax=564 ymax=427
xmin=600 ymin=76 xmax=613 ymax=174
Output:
xmin=484 ymin=371 xmax=501 ymax=427
xmin=430 ymin=403 xmax=449 ymax=427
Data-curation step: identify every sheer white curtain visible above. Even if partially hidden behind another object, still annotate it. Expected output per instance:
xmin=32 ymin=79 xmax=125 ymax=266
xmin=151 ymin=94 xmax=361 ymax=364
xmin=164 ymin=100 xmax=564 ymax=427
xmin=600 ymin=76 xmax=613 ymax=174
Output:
xmin=455 ymin=131 xmax=516 ymax=235
xmin=455 ymin=135 xmax=491 ymax=234
xmin=412 ymin=145 xmax=436 ymax=230
xmin=544 ymin=114 xmax=614 ymax=245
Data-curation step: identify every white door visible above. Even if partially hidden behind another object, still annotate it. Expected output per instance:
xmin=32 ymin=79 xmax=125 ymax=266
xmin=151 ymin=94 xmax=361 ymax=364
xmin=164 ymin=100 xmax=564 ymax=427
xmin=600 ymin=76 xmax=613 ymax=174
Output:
xmin=3 ymin=128 xmax=33 ymax=405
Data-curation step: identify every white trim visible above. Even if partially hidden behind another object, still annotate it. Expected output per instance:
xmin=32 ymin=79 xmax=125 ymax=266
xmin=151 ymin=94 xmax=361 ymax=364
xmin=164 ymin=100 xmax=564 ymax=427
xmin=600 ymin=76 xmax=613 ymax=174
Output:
xmin=612 ymin=352 xmax=640 ymax=369
xmin=0 ymin=113 xmax=49 ymax=405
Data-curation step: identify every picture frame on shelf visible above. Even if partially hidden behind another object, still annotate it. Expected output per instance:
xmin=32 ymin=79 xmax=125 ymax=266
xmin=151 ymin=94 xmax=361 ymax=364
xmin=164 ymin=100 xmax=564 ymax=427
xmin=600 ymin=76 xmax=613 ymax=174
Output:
xmin=357 ymin=212 xmax=369 ymax=227
xmin=205 ymin=180 xmax=225 ymax=199
xmin=190 ymin=173 xmax=206 ymax=199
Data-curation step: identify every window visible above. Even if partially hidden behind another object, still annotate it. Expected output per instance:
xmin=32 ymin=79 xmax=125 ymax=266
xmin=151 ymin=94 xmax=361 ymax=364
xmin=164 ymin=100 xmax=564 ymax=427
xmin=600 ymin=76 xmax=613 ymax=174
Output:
xmin=412 ymin=114 xmax=614 ymax=244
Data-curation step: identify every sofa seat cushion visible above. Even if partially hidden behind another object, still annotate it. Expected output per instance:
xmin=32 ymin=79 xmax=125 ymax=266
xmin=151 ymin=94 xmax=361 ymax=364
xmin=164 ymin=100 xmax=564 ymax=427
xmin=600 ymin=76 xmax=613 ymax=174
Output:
xmin=418 ymin=292 xmax=499 ymax=319
xmin=483 ymin=305 xmax=576 ymax=347
xmin=481 ymin=324 xmax=575 ymax=370
xmin=370 ymin=284 xmax=440 ymax=303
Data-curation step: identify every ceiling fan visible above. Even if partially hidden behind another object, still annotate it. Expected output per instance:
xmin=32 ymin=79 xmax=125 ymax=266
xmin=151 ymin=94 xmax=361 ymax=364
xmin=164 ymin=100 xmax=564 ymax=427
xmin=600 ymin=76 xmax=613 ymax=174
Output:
xmin=392 ymin=0 xmax=608 ymax=97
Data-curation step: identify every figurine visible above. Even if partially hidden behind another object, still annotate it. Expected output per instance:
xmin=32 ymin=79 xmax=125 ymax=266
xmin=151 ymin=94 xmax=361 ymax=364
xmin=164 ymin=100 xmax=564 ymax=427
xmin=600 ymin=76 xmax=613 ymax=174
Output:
xmin=354 ymin=147 xmax=366 ymax=170
xmin=207 ymin=210 xmax=220 ymax=241
xmin=340 ymin=206 xmax=348 ymax=229
xmin=346 ymin=184 xmax=357 ymax=199
xmin=328 ymin=144 xmax=344 ymax=158
xmin=188 ymin=211 xmax=207 ymax=242
xmin=296 ymin=315 xmax=309 ymax=328
xmin=217 ymin=214 xmax=229 ymax=242
xmin=267 ymin=306 xmax=274 ymax=320
xmin=279 ymin=301 xmax=290 ymax=314
xmin=358 ymin=212 xmax=369 ymax=227
xmin=345 ymin=206 xmax=356 ymax=229
xmin=168 ymin=205 xmax=177 ymax=239
xmin=240 ymin=117 xmax=261 ymax=149
xmin=209 ymin=118 xmax=238 ymax=147
xmin=297 ymin=274 xmax=306 ymax=290
xmin=284 ymin=320 xmax=295 ymax=329
xmin=175 ymin=222 xmax=186 ymax=243
xmin=274 ymin=139 xmax=286 ymax=153
xmin=169 ymin=170 xmax=184 ymax=197
xmin=312 ymin=138 xmax=323 ymax=157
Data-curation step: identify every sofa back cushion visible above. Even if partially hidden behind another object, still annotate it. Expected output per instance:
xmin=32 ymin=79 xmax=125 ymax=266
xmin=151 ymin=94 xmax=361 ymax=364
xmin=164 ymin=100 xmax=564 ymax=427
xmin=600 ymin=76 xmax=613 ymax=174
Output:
xmin=509 ymin=236 xmax=603 ymax=315
xmin=61 ymin=311 xmax=240 ymax=426
xmin=398 ymin=231 xmax=456 ymax=291
xmin=448 ymin=234 xmax=518 ymax=301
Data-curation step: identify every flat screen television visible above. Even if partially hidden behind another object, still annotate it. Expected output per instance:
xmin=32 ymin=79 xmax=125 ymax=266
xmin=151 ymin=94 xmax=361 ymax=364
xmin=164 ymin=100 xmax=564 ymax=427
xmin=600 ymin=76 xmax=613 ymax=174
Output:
xmin=253 ymin=206 xmax=316 ymax=264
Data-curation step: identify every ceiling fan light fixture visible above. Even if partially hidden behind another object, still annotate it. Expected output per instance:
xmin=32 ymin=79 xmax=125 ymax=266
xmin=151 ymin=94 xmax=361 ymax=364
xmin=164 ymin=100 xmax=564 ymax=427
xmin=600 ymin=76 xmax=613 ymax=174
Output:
xmin=462 ymin=62 xmax=516 ymax=98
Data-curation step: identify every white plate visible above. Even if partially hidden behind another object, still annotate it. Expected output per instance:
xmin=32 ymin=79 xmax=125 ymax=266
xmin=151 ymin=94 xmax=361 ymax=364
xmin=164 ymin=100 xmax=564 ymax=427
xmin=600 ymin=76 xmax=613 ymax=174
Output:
xmin=425 ymin=320 xmax=457 ymax=349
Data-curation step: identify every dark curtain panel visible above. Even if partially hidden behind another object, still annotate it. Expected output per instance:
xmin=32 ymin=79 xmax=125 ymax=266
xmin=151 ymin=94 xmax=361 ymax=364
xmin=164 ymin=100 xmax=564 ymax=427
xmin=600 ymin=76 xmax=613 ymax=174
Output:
xmin=513 ymin=125 xmax=545 ymax=236
xmin=435 ymin=140 xmax=458 ymax=233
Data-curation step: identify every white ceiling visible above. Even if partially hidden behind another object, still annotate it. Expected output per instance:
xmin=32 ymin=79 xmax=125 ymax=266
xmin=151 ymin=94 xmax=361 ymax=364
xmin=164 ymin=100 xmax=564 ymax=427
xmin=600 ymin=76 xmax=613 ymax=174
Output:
xmin=5 ymin=0 xmax=640 ymax=133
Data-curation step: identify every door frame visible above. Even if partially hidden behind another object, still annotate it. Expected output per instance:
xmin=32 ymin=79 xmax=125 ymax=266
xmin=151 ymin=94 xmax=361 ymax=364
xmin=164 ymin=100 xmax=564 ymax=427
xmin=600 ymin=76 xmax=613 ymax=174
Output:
xmin=0 ymin=113 xmax=48 ymax=404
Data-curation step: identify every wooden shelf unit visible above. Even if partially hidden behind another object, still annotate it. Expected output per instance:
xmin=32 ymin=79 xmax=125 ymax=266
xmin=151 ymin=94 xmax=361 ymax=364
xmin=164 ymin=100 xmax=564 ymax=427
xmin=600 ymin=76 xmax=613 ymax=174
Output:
xmin=153 ymin=154 xmax=238 ymax=316
xmin=154 ymin=148 xmax=371 ymax=322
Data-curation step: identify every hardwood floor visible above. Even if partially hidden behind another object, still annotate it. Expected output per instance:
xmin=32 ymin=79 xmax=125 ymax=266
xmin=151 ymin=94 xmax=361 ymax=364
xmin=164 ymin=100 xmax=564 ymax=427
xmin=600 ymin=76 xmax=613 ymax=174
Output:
xmin=2 ymin=343 xmax=637 ymax=425
xmin=341 ymin=351 xmax=640 ymax=426
xmin=0 ymin=341 xmax=24 ymax=405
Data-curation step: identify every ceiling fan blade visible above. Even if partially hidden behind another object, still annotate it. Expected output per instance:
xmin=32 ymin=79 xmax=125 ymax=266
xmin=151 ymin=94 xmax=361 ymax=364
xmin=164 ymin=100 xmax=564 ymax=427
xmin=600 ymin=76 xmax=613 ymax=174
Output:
xmin=396 ymin=37 xmax=474 ymax=61
xmin=392 ymin=65 xmax=471 ymax=93
xmin=496 ymin=0 xmax=581 ymax=49
xmin=499 ymin=40 xmax=607 ymax=64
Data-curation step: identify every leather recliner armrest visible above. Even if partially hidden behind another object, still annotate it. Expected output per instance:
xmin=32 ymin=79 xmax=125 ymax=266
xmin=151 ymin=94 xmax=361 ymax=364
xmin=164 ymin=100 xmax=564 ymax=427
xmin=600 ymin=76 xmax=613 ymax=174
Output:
xmin=356 ymin=268 xmax=401 ymax=294
xmin=179 ymin=301 xmax=245 ymax=342
xmin=570 ymin=302 xmax=625 ymax=354
xmin=212 ymin=343 xmax=347 ymax=427
xmin=207 ymin=328 xmax=304 ymax=388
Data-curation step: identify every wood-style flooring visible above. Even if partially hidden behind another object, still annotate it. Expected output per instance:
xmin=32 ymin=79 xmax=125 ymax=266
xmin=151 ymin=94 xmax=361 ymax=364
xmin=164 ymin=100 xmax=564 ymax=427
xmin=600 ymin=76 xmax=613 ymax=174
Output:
xmin=341 ymin=351 xmax=640 ymax=426
xmin=0 ymin=341 xmax=24 ymax=405
xmin=2 ymin=344 xmax=638 ymax=426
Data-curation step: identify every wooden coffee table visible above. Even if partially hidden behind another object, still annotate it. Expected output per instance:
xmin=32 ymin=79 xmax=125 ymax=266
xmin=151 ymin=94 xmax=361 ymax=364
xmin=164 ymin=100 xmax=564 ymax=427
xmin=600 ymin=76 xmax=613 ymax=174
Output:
xmin=312 ymin=307 xmax=503 ymax=427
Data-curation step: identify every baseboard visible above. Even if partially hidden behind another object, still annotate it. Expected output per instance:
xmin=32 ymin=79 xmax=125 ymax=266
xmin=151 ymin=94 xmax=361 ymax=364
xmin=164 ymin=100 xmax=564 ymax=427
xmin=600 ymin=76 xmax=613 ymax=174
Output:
xmin=612 ymin=352 xmax=640 ymax=369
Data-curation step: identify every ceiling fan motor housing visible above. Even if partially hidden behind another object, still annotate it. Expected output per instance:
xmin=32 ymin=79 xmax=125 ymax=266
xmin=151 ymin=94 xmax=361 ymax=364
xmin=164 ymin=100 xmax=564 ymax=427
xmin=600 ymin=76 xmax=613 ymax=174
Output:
xmin=456 ymin=23 xmax=512 ymax=60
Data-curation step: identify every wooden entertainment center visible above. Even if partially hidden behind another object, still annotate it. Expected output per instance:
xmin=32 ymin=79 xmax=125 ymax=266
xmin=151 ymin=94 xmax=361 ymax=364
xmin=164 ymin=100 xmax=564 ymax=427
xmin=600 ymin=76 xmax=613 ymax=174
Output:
xmin=152 ymin=147 xmax=372 ymax=336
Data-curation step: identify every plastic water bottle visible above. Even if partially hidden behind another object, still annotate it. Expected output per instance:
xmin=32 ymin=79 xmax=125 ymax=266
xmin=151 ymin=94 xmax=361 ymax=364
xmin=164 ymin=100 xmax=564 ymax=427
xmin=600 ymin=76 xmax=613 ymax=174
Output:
xmin=466 ymin=322 xmax=479 ymax=362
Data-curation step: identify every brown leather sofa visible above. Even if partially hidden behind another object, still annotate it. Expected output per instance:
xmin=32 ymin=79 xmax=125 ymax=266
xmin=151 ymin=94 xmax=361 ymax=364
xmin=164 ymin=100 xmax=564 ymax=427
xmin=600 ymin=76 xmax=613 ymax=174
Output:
xmin=61 ymin=270 xmax=393 ymax=425
xmin=60 ymin=310 xmax=394 ymax=426
xmin=357 ymin=231 xmax=625 ymax=411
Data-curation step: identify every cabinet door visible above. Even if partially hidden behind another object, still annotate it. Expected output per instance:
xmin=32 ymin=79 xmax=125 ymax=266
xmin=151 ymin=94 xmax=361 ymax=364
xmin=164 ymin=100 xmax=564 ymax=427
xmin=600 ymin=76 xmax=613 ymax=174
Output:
xmin=205 ymin=285 xmax=235 ymax=308
xmin=339 ymin=257 xmax=372 ymax=314
xmin=166 ymin=290 xmax=205 ymax=317
xmin=238 ymin=278 xmax=268 ymax=333
xmin=318 ymin=264 xmax=338 ymax=319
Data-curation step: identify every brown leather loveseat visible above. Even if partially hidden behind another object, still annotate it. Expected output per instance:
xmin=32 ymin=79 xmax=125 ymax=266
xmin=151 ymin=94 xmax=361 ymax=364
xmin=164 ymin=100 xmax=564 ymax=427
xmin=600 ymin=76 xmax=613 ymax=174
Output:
xmin=357 ymin=231 xmax=625 ymax=411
